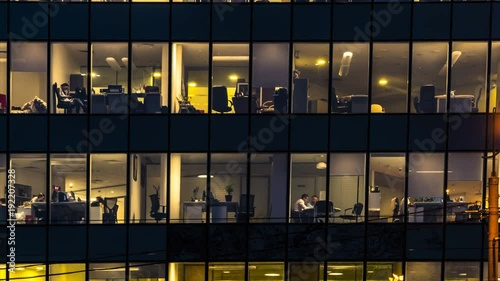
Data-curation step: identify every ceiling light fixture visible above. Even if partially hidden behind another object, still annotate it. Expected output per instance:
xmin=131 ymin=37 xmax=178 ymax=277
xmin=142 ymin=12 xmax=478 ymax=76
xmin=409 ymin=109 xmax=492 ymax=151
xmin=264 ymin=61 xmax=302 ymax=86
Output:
xmin=439 ymin=50 xmax=462 ymax=75
xmin=416 ymin=170 xmax=452 ymax=174
xmin=229 ymin=74 xmax=238 ymax=81
xmin=316 ymin=162 xmax=327 ymax=170
xmin=213 ymin=56 xmax=249 ymax=62
xmin=188 ymin=82 xmax=197 ymax=87
xmin=328 ymin=273 xmax=343 ymax=276
xmin=378 ymin=78 xmax=388 ymax=86
xmin=198 ymin=174 xmax=214 ymax=178
xmin=315 ymin=58 xmax=326 ymax=66
xmin=339 ymin=51 xmax=353 ymax=77
xmin=265 ymin=273 xmax=280 ymax=277
xmin=153 ymin=72 xmax=161 ymax=78
xmin=121 ymin=57 xmax=137 ymax=69
xmin=106 ymin=57 xmax=122 ymax=72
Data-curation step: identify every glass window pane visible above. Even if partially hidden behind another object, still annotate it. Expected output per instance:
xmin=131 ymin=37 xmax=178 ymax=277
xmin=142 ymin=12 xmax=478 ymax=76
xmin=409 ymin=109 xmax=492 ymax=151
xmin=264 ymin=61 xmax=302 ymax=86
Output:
xmin=407 ymin=262 xmax=441 ymax=281
xmin=210 ymin=153 xmax=247 ymax=223
xmin=91 ymin=43 xmax=129 ymax=114
xmin=49 ymin=154 xmax=87 ymax=224
xmin=372 ymin=43 xmax=409 ymax=113
xmin=326 ymin=262 xmax=363 ymax=281
xmin=330 ymin=153 xmax=366 ymax=224
xmin=169 ymin=263 xmax=204 ymax=281
xmin=209 ymin=263 xmax=244 ymax=281
xmin=9 ymin=264 xmax=45 ymax=281
xmin=366 ymin=262 xmax=403 ymax=281
xmin=408 ymin=153 xmax=445 ymax=223
xmin=0 ymin=42 xmax=5 ymax=113
xmin=131 ymin=43 xmax=168 ymax=114
xmin=445 ymin=262 xmax=480 ymax=280
xmin=50 ymin=43 xmax=88 ymax=114
xmin=450 ymin=42 xmax=487 ymax=113
xmin=252 ymin=43 xmax=290 ymax=114
xmin=49 ymin=264 xmax=85 ymax=280
xmin=293 ymin=43 xmax=329 ymax=113
xmin=290 ymin=153 xmax=327 ymax=223
xmin=332 ymin=43 xmax=369 ymax=114
xmin=250 ymin=153 xmax=288 ymax=223
xmin=129 ymin=263 xmax=166 ymax=280
xmin=170 ymin=153 xmax=207 ymax=223
xmin=172 ymin=43 xmax=209 ymax=114
xmin=130 ymin=154 xmax=168 ymax=223
xmin=490 ymin=42 xmax=500 ymax=112
xmin=89 ymin=263 xmax=126 ymax=280
xmin=90 ymin=154 xmax=127 ymax=224
xmin=212 ymin=43 xmax=249 ymax=114
xmin=368 ymin=153 xmax=406 ymax=223
xmin=11 ymin=154 xmax=47 ymax=224
xmin=411 ymin=42 xmax=448 ymax=113
xmin=249 ymin=263 xmax=284 ymax=281
xmin=10 ymin=42 xmax=48 ymax=114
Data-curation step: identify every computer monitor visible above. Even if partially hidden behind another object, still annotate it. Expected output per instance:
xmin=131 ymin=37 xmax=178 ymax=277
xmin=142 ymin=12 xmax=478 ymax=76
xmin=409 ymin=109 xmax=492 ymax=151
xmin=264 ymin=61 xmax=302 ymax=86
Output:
xmin=236 ymin=82 xmax=249 ymax=96
xmin=108 ymin=85 xmax=123 ymax=93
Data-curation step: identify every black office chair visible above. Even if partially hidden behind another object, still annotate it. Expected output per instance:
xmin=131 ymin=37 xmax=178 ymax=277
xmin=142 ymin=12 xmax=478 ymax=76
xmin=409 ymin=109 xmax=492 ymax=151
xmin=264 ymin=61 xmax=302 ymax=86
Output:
xmin=314 ymin=201 xmax=335 ymax=223
xmin=150 ymin=185 xmax=167 ymax=223
xmin=273 ymin=88 xmax=288 ymax=113
xmin=331 ymin=87 xmax=339 ymax=113
xmin=291 ymin=211 xmax=301 ymax=223
xmin=391 ymin=197 xmax=401 ymax=223
xmin=339 ymin=202 xmax=363 ymax=223
xmin=236 ymin=194 xmax=255 ymax=223
xmin=414 ymin=85 xmax=436 ymax=113
xmin=212 ymin=86 xmax=233 ymax=114
xmin=53 ymin=83 xmax=75 ymax=114
xmin=103 ymin=198 xmax=119 ymax=224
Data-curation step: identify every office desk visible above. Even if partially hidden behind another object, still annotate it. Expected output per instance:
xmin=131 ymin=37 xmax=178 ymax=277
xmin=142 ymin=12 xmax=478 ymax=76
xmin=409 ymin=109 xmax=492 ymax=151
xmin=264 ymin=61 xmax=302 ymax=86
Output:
xmin=435 ymin=95 xmax=475 ymax=113
xmin=408 ymin=202 xmax=470 ymax=223
xmin=183 ymin=201 xmax=239 ymax=223
xmin=31 ymin=202 xmax=86 ymax=224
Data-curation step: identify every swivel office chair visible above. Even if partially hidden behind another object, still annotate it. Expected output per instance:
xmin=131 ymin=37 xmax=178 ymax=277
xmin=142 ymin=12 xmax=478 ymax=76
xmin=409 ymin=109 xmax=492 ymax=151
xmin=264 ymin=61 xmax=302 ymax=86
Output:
xmin=471 ymin=88 xmax=482 ymax=113
xmin=103 ymin=198 xmax=119 ymax=224
xmin=53 ymin=83 xmax=76 ymax=114
xmin=339 ymin=202 xmax=363 ymax=223
xmin=313 ymin=201 xmax=335 ymax=223
xmin=212 ymin=86 xmax=233 ymax=114
xmin=414 ymin=85 xmax=436 ymax=113
xmin=149 ymin=185 xmax=167 ymax=223
xmin=236 ymin=194 xmax=255 ymax=223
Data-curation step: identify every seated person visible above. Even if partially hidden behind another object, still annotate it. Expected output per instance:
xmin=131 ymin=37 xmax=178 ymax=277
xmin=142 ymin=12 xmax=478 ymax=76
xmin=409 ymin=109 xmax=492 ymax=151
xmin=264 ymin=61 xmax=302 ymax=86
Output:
xmin=307 ymin=195 xmax=319 ymax=208
xmin=31 ymin=193 xmax=45 ymax=203
xmin=61 ymin=83 xmax=87 ymax=113
xmin=294 ymin=194 xmax=313 ymax=213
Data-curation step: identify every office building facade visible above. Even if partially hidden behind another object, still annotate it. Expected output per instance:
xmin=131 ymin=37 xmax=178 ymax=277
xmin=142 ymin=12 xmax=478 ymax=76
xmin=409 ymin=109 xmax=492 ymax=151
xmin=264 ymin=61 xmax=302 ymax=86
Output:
xmin=1 ymin=0 xmax=500 ymax=280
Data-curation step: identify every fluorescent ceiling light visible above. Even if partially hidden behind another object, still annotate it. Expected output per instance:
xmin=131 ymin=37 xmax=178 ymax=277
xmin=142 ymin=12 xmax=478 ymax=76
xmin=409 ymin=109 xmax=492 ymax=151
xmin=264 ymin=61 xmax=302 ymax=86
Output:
xmin=439 ymin=50 xmax=462 ymax=75
xmin=97 ymin=267 xmax=139 ymax=272
xmin=198 ymin=174 xmax=214 ymax=178
xmin=339 ymin=51 xmax=353 ymax=77
xmin=36 ymin=267 xmax=44 ymax=271
xmin=188 ymin=82 xmax=197 ymax=87
xmin=121 ymin=57 xmax=137 ymax=69
xmin=223 ymin=271 xmax=230 ymax=274
xmin=265 ymin=273 xmax=280 ymax=277
xmin=209 ymin=265 xmax=256 ymax=270
xmin=316 ymin=162 xmax=327 ymax=170
xmin=213 ymin=56 xmax=249 ymax=62
xmin=0 ymin=58 xmax=6 ymax=63
xmin=329 ymin=273 xmax=343 ymax=276
xmin=229 ymin=74 xmax=238 ymax=81
xmin=153 ymin=72 xmax=161 ymax=78
xmin=106 ymin=57 xmax=122 ymax=72
xmin=459 ymin=273 xmax=467 ymax=276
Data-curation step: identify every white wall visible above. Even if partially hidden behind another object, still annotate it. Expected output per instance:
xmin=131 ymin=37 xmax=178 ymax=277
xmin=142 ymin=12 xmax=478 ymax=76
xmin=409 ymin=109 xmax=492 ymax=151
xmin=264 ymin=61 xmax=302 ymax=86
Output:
xmin=253 ymin=43 xmax=289 ymax=88
xmin=11 ymin=72 xmax=47 ymax=107
xmin=130 ymin=155 xmax=142 ymax=222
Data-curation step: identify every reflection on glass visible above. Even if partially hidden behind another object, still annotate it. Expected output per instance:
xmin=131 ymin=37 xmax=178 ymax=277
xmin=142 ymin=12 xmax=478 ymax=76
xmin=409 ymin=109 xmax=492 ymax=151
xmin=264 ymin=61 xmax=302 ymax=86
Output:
xmin=172 ymin=43 xmax=209 ymax=114
xmin=450 ymin=42 xmax=487 ymax=113
xmin=332 ymin=43 xmax=369 ymax=114
xmin=49 ymin=264 xmax=85 ymax=280
xmin=411 ymin=42 xmax=448 ymax=113
xmin=445 ymin=262 xmax=480 ymax=281
xmin=368 ymin=154 xmax=405 ymax=223
xmin=10 ymin=42 xmax=48 ymax=114
xmin=210 ymin=154 xmax=247 ymax=223
xmin=170 ymin=153 xmax=207 ymax=223
xmin=0 ymin=42 xmax=5 ymax=114
xmin=8 ymin=264 xmax=45 ymax=281
xmin=49 ymin=154 xmax=87 ymax=224
xmin=89 ymin=263 xmax=126 ymax=280
xmin=169 ymin=263 xmax=204 ymax=281
xmin=91 ymin=43 xmax=129 ymax=114
xmin=130 ymin=154 xmax=168 ymax=223
xmin=212 ymin=43 xmax=249 ymax=114
xmin=209 ymin=263 xmax=245 ymax=281
xmin=131 ymin=43 xmax=168 ymax=114
xmin=251 ymin=153 xmax=288 ymax=223
xmin=252 ymin=43 xmax=289 ymax=114
xmin=408 ymin=153 xmax=445 ymax=223
xmin=51 ymin=43 xmax=88 ymax=114
xmin=90 ymin=154 xmax=127 ymax=224
xmin=10 ymin=154 xmax=47 ymax=224
xmin=293 ymin=43 xmax=329 ymax=113
xmin=290 ymin=154 xmax=327 ymax=223
xmin=330 ymin=153 xmax=366 ymax=223
xmin=372 ymin=43 xmax=409 ymax=113
xmin=249 ymin=263 xmax=284 ymax=281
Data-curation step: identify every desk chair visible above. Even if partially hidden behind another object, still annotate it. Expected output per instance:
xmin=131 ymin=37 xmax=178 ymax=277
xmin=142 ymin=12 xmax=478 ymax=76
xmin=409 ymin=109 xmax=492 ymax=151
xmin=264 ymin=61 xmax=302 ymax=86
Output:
xmin=145 ymin=94 xmax=161 ymax=114
xmin=291 ymin=211 xmax=301 ymax=223
xmin=339 ymin=202 xmax=363 ymax=223
xmin=53 ymin=83 xmax=75 ymax=114
xmin=236 ymin=194 xmax=255 ymax=223
xmin=212 ymin=86 xmax=233 ymax=114
xmin=471 ymin=88 xmax=482 ymax=113
xmin=413 ymin=85 xmax=436 ymax=113
xmin=150 ymin=185 xmax=167 ymax=223
xmin=103 ymin=198 xmax=119 ymax=224
xmin=273 ymin=88 xmax=288 ymax=113
xmin=91 ymin=95 xmax=107 ymax=113
xmin=314 ymin=201 xmax=335 ymax=223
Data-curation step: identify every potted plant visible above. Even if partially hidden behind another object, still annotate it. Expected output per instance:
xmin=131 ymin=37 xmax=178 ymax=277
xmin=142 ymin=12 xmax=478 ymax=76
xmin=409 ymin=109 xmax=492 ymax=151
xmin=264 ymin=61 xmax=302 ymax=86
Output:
xmin=225 ymin=184 xmax=234 ymax=202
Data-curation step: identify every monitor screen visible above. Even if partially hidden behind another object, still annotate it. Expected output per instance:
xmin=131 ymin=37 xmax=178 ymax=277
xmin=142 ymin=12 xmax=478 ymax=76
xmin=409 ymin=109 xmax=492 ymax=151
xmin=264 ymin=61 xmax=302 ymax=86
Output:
xmin=108 ymin=85 xmax=123 ymax=93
